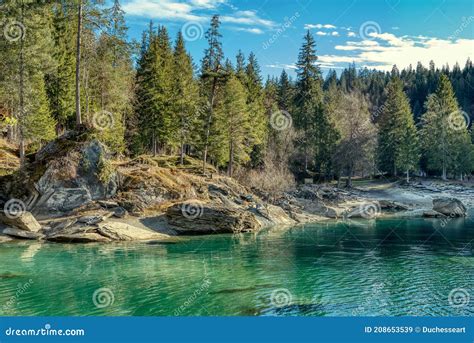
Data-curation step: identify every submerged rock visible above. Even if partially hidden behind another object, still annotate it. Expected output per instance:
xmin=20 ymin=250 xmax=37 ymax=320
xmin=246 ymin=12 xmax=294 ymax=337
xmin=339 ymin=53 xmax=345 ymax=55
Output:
xmin=166 ymin=202 xmax=261 ymax=234
xmin=0 ymin=235 xmax=13 ymax=243
xmin=47 ymin=231 xmax=112 ymax=243
xmin=423 ymin=210 xmax=447 ymax=218
xmin=1 ymin=227 xmax=42 ymax=240
xmin=46 ymin=220 xmax=168 ymax=243
xmin=96 ymin=222 xmax=164 ymax=241
xmin=432 ymin=198 xmax=466 ymax=217
xmin=378 ymin=200 xmax=410 ymax=211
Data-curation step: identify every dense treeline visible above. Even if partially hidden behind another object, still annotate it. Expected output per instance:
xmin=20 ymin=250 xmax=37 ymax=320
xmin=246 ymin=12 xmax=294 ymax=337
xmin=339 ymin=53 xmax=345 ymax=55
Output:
xmin=1 ymin=1 xmax=474 ymax=188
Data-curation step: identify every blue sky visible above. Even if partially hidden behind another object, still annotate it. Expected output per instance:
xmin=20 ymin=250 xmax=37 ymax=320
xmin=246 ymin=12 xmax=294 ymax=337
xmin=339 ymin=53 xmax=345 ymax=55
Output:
xmin=121 ymin=0 xmax=474 ymax=78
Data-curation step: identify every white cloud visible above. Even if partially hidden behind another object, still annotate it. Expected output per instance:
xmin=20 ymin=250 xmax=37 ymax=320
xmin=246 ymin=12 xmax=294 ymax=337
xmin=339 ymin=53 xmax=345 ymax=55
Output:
xmin=123 ymin=0 xmax=203 ymax=21
xmin=347 ymin=31 xmax=356 ymax=37
xmin=322 ymin=32 xmax=474 ymax=71
xmin=235 ymin=27 xmax=264 ymax=34
xmin=190 ymin=0 xmax=226 ymax=8
xmin=316 ymin=31 xmax=327 ymax=36
xmin=266 ymin=63 xmax=297 ymax=70
xmin=305 ymin=23 xmax=337 ymax=30
xmin=331 ymin=31 xmax=339 ymax=36
xmin=221 ymin=10 xmax=275 ymax=28
xmin=123 ymin=0 xmax=275 ymax=30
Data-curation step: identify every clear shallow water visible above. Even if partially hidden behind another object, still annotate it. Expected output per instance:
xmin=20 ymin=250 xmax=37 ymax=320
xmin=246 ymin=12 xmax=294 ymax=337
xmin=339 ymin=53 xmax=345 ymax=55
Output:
xmin=0 ymin=217 xmax=473 ymax=316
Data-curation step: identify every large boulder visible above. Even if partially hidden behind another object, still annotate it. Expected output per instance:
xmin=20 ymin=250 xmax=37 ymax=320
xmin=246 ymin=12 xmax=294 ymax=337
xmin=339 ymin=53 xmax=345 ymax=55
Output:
xmin=1 ymin=132 xmax=119 ymax=217
xmin=166 ymin=202 xmax=261 ymax=234
xmin=0 ymin=211 xmax=42 ymax=232
xmin=33 ymin=139 xmax=118 ymax=214
xmin=432 ymin=198 xmax=466 ymax=217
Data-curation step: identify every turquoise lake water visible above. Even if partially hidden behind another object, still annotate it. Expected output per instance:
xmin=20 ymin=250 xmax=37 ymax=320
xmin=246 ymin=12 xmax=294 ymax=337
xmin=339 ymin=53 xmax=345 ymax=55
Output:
xmin=0 ymin=217 xmax=473 ymax=316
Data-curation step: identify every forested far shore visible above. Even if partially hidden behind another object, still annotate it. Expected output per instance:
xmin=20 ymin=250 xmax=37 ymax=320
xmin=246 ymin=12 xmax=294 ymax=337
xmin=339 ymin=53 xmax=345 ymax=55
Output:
xmin=1 ymin=1 xmax=474 ymax=190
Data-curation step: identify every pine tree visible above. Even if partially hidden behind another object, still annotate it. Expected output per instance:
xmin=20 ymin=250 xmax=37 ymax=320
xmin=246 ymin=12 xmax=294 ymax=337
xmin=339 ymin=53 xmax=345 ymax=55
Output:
xmin=235 ymin=50 xmax=246 ymax=84
xmin=172 ymin=31 xmax=199 ymax=164
xmin=278 ymin=69 xmax=293 ymax=112
xmin=45 ymin=1 xmax=76 ymax=133
xmin=200 ymin=15 xmax=226 ymax=171
xmin=395 ymin=122 xmax=419 ymax=183
xmin=0 ymin=0 xmax=55 ymax=162
xmin=294 ymin=30 xmax=324 ymax=172
xmin=86 ymin=0 xmax=133 ymax=153
xmin=24 ymin=73 xmax=56 ymax=147
xmin=420 ymin=74 xmax=472 ymax=179
xmin=377 ymin=77 xmax=417 ymax=176
xmin=244 ymin=52 xmax=267 ymax=167
xmin=218 ymin=76 xmax=250 ymax=176
xmin=151 ymin=25 xmax=174 ymax=153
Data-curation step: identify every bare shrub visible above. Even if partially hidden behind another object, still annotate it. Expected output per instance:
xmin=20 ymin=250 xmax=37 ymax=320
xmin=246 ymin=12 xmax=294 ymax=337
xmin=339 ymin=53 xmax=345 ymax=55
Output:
xmin=236 ymin=128 xmax=297 ymax=201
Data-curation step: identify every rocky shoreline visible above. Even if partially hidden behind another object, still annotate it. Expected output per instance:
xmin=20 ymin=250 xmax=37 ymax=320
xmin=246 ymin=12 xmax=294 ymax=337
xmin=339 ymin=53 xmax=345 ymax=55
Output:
xmin=0 ymin=133 xmax=471 ymax=244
